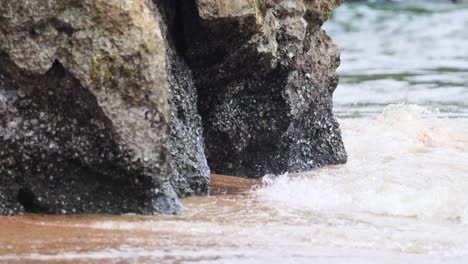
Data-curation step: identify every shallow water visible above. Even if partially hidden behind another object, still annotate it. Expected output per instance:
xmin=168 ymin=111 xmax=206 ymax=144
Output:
xmin=2 ymin=1 xmax=468 ymax=263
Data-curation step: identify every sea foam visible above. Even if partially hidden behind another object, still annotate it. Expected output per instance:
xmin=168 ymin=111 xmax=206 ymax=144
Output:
xmin=258 ymin=104 xmax=468 ymax=222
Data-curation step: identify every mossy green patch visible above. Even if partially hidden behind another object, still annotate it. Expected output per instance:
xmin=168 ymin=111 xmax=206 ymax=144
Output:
xmin=90 ymin=52 xmax=145 ymax=105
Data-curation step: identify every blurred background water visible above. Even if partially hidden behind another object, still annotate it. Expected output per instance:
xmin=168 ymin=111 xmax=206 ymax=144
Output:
xmin=324 ymin=0 xmax=468 ymax=118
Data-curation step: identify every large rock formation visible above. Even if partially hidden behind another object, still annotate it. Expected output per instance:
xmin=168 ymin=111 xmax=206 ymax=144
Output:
xmin=0 ymin=0 xmax=346 ymax=215
xmin=181 ymin=0 xmax=347 ymax=177
xmin=0 ymin=0 xmax=209 ymax=215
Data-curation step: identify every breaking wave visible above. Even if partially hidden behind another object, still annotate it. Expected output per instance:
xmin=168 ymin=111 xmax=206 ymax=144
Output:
xmin=258 ymin=104 xmax=468 ymax=222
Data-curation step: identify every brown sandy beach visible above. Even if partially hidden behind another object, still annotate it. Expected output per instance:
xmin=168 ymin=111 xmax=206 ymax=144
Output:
xmin=0 ymin=175 xmax=261 ymax=263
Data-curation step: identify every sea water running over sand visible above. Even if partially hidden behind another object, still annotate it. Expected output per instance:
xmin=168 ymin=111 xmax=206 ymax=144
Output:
xmin=2 ymin=1 xmax=468 ymax=263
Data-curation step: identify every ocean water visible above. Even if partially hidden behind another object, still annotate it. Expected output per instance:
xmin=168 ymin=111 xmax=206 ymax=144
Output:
xmin=2 ymin=1 xmax=468 ymax=263
xmin=326 ymin=1 xmax=468 ymax=118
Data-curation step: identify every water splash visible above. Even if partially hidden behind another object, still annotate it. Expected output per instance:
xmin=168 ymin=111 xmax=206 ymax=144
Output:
xmin=258 ymin=105 xmax=468 ymax=222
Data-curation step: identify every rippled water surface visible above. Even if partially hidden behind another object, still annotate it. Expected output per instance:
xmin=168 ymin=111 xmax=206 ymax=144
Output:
xmin=326 ymin=1 xmax=468 ymax=118
xmin=2 ymin=1 xmax=468 ymax=263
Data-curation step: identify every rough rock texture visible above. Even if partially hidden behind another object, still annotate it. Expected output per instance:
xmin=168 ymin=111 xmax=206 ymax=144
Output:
xmin=157 ymin=0 xmax=211 ymax=198
xmin=182 ymin=0 xmax=348 ymax=177
xmin=0 ymin=0 xmax=346 ymax=215
xmin=0 ymin=0 xmax=209 ymax=215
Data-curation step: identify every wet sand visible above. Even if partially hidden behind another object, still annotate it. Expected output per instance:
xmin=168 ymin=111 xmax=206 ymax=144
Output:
xmin=210 ymin=174 xmax=261 ymax=195
xmin=0 ymin=175 xmax=261 ymax=264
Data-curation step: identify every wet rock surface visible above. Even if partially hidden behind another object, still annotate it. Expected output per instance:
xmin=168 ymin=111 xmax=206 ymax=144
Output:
xmin=183 ymin=0 xmax=347 ymax=177
xmin=158 ymin=0 xmax=211 ymax=198
xmin=0 ymin=0 xmax=208 ymax=215
xmin=0 ymin=53 xmax=182 ymax=215
xmin=0 ymin=0 xmax=346 ymax=215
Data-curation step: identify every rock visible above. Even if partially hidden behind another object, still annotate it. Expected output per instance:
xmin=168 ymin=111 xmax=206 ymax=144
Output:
xmin=158 ymin=0 xmax=212 ymax=197
xmin=181 ymin=0 xmax=347 ymax=177
xmin=0 ymin=0 xmax=209 ymax=215
xmin=0 ymin=0 xmax=346 ymax=215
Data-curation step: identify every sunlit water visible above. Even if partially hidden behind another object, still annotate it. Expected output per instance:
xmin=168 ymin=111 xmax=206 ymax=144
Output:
xmin=2 ymin=1 xmax=468 ymax=263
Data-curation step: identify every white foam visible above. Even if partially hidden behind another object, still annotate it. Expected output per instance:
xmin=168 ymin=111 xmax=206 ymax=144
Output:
xmin=258 ymin=105 xmax=468 ymax=221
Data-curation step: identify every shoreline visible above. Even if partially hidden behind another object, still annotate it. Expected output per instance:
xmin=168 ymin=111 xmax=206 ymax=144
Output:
xmin=209 ymin=174 xmax=262 ymax=195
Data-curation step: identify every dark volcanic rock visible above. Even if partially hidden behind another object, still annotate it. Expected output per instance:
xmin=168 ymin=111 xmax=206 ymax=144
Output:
xmin=182 ymin=0 xmax=348 ymax=177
